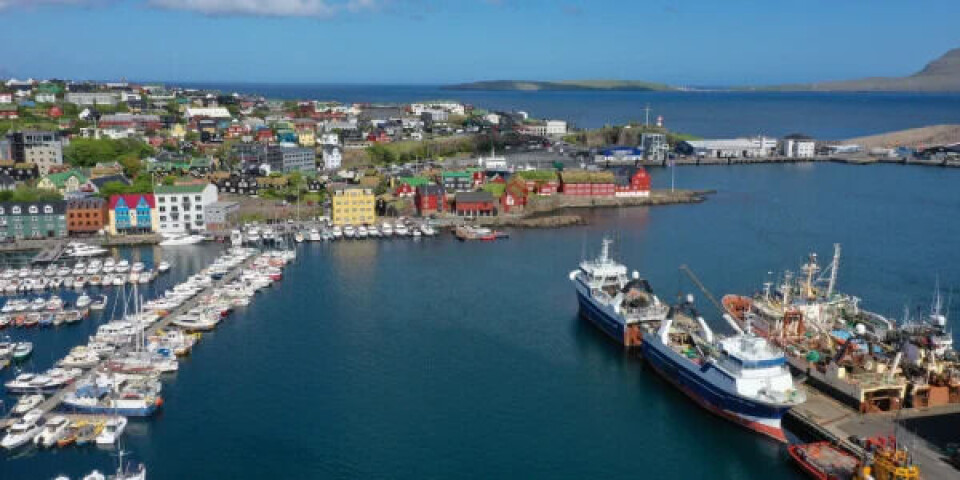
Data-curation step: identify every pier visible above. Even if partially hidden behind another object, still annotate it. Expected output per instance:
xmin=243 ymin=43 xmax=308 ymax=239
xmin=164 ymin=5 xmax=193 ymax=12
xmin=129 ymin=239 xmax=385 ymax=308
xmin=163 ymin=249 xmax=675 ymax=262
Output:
xmin=0 ymin=251 xmax=259 ymax=430
xmin=788 ymin=384 xmax=960 ymax=480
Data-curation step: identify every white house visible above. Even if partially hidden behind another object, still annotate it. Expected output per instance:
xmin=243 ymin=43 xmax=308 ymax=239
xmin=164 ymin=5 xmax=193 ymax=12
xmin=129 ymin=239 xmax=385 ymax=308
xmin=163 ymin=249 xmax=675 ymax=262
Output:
xmin=320 ymin=133 xmax=340 ymax=146
xmin=780 ymin=135 xmax=816 ymax=158
xmin=184 ymin=107 xmax=232 ymax=119
xmin=0 ymin=93 xmax=12 ymax=104
xmin=154 ymin=183 xmax=219 ymax=235
xmin=546 ymin=120 xmax=567 ymax=136
xmin=35 ymin=93 xmax=56 ymax=103
xmin=679 ymin=137 xmax=778 ymax=158
xmin=322 ymin=145 xmax=342 ymax=170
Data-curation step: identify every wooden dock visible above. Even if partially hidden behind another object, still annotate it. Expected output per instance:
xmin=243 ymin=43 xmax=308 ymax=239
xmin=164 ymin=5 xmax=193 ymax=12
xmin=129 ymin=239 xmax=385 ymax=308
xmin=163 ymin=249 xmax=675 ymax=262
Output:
xmin=1 ymin=252 xmax=256 ymax=429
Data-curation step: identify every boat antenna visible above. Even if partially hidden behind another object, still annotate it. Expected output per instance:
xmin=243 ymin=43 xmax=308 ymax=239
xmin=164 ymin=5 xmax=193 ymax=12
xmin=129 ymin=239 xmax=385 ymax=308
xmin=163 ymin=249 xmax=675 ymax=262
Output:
xmin=826 ymin=243 xmax=840 ymax=298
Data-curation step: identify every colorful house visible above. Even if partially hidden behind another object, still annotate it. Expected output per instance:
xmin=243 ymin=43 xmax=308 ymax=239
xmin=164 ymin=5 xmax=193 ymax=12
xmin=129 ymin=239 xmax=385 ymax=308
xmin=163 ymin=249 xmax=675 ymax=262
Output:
xmin=0 ymin=201 xmax=67 ymax=240
xmin=66 ymin=197 xmax=108 ymax=235
xmin=37 ymin=170 xmax=93 ymax=195
xmin=559 ymin=170 xmax=616 ymax=196
xmin=331 ymin=185 xmax=375 ymax=226
xmin=415 ymin=185 xmax=445 ymax=215
xmin=615 ymin=168 xmax=651 ymax=197
xmin=454 ymin=191 xmax=496 ymax=217
xmin=107 ymin=194 xmax=158 ymax=235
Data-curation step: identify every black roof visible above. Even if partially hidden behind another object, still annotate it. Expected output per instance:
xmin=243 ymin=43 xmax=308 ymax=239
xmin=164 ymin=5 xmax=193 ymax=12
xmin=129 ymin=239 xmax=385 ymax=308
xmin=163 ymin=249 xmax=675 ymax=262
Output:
xmin=416 ymin=185 xmax=444 ymax=196
xmin=0 ymin=173 xmax=15 ymax=185
xmin=67 ymin=197 xmax=106 ymax=209
xmin=783 ymin=133 xmax=814 ymax=141
xmin=0 ymin=200 xmax=67 ymax=215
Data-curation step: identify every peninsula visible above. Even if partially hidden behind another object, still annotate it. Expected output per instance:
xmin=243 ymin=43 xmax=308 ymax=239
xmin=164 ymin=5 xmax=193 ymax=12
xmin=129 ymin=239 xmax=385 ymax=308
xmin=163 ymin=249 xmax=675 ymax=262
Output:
xmin=444 ymin=80 xmax=679 ymax=92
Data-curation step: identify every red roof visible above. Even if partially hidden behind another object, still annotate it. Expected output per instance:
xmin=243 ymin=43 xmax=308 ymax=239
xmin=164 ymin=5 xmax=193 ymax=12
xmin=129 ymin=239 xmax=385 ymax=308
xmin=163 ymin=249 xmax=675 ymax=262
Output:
xmin=108 ymin=194 xmax=156 ymax=210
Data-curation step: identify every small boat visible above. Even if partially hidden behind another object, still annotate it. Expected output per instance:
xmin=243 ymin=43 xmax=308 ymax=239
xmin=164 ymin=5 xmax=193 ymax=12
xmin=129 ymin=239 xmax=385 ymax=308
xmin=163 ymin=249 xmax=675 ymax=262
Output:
xmin=157 ymin=261 xmax=171 ymax=273
xmin=381 ymin=223 xmax=394 ymax=236
xmin=11 ymin=394 xmax=45 ymax=415
xmin=158 ymin=234 xmax=204 ymax=246
xmin=421 ymin=224 xmax=437 ymax=236
xmin=13 ymin=341 xmax=33 ymax=360
xmin=34 ymin=415 xmax=70 ymax=448
xmin=90 ymin=295 xmax=108 ymax=310
xmin=74 ymin=421 xmax=103 ymax=446
xmin=57 ymin=266 xmax=72 ymax=277
xmin=90 ymin=274 xmax=102 ymax=286
xmin=46 ymin=295 xmax=64 ymax=311
xmin=308 ymin=229 xmax=322 ymax=242
xmin=395 ymin=224 xmax=409 ymax=236
xmin=63 ymin=276 xmax=74 ymax=288
xmin=75 ymin=276 xmax=87 ymax=288
xmin=116 ymin=260 xmax=130 ymax=273
xmin=24 ymin=313 xmax=41 ymax=328
xmin=1 ymin=415 xmax=45 ymax=450
xmin=95 ymin=417 xmax=128 ymax=445
xmin=30 ymin=297 xmax=46 ymax=311
xmin=294 ymin=232 xmax=305 ymax=243
xmin=131 ymin=262 xmax=144 ymax=273
xmin=57 ymin=423 xmax=80 ymax=448
xmin=77 ymin=294 xmax=92 ymax=308
xmin=113 ymin=275 xmax=126 ymax=287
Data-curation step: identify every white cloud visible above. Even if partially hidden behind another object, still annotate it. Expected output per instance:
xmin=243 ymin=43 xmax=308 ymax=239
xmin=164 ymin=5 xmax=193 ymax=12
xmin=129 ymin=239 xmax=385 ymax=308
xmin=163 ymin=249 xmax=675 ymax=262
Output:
xmin=146 ymin=0 xmax=382 ymax=19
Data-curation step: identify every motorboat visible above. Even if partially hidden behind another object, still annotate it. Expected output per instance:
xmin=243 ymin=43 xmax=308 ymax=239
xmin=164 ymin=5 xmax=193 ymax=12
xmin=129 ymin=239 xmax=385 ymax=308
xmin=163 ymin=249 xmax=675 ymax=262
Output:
xmin=77 ymin=294 xmax=92 ymax=308
xmin=58 ymin=348 xmax=102 ymax=369
xmin=113 ymin=275 xmax=126 ymax=287
xmin=64 ymin=243 xmax=108 ymax=258
xmin=13 ymin=341 xmax=33 ymax=360
xmin=74 ymin=421 xmax=103 ymax=446
xmin=159 ymin=233 xmax=204 ymax=246
xmin=1 ymin=415 xmax=45 ymax=449
xmin=294 ymin=232 xmax=305 ymax=243
xmin=230 ymin=229 xmax=244 ymax=247
xmin=95 ymin=417 xmax=128 ymax=445
xmin=57 ymin=266 xmax=72 ymax=277
xmin=356 ymin=225 xmax=368 ymax=238
xmin=308 ymin=229 xmax=322 ymax=242
xmin=11 ymin=394 xmax=44 ymax=415
xmin=103 ymin=257 xmax=116 ymax=273
xmin=343 ymin=225 xmax=356 ymax=238
xmin=34 ymin=415 xmax=70 ymax=448
xmin=116 ymin=260 xmax=130 ymax=273
xmin=157 ymin=261 xmax=171 ymax=273
xmin=395 ymin=224 xmax=409 ymax=236
xmin=91 ymin=295 xmax=108 ymax=310
xmin=131 ymin=262 xmax=144 ymax=273
xmin=381 ymin=223 xmax=394 ymax=236
xmin=421 ymin=224 xmax=437 ymax=236
xmin=46 ymin=295 xmax=64 ymax=311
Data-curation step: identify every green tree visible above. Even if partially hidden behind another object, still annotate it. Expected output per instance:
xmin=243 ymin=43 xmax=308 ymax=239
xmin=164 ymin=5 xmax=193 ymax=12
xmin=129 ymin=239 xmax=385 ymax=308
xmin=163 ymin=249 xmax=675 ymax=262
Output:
xmin=162 ymin=175 xmax=177 ymax=186
xmin=118 ymin=154 xmax=143 ymax=178
xmin=97 ymin=181 xmax=131 ymax=197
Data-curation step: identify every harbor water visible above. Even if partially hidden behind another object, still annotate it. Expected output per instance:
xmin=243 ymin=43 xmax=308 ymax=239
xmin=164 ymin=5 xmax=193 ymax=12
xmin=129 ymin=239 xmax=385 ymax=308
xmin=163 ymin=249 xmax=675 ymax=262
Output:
xmin=2 ymin=163 xmax=959 ymax=479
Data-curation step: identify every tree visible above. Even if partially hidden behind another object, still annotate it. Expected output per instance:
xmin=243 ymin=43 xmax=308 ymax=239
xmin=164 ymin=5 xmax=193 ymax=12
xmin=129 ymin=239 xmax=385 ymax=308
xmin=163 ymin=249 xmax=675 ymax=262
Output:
xmin=118 ymin=154 xmax=143 ymax=178
xmin=97 ymin=181 xmax=131 ymax=197
xmin=162 ymin=176 xmax=177 ymax=186
xmin=10 ymin=186 xmax=63 ymax=202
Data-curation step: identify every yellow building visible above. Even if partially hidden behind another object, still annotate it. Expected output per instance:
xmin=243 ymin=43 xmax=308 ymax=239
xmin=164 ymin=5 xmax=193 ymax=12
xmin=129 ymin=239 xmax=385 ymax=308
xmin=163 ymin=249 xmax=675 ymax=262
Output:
xmin=170 ymin=124 xmax=186 ymax=139
xmin=331 ymin=186 xmax=375 ymax=226
xmin=298 ymin=131 xmax=316 ymax=147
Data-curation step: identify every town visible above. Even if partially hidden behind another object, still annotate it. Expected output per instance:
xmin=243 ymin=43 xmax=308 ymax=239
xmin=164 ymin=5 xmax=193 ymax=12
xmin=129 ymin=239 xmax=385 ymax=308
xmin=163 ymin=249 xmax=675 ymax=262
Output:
xmin=2 ymin=78 xmax=959 ymax=246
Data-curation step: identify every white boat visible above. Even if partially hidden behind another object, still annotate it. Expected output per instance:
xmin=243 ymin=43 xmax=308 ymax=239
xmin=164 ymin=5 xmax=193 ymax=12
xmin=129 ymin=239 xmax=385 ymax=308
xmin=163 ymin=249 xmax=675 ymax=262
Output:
xmin=77 ymin=294 xmax=93 ymax=308
xmin=412 ymin=229 xmax=422 ymax=238
xmin=294 ymin=232 xmax=305 ymax=243
xmin=157 ymin=261 xmax=171 ymax=273
xmin=230 ymin=229 xmax=244 ymax=247
xmin=46 ymin=295 xmax=64 ymax=311
xmin=113 ymin=275 xmax=126 ymax=287
xmin=95 ymin=416 xmax=128 ymax=445
xmin=34 ymin=415 xmax=70 ymax=448
xmin=381 ymin=223 xmax=394 ymax=236
xmin=1 ymin=415 xmax=45 ymax=449
xmin=64 ymin=243 xmax=108 ymax=258
xmin=131 ymin=262 xmax=144 ymax=273
xmin=103 ymin=257 xmax=116 ymax=273
xmin=356 ymin=225 xmax=368 ymax=238
xmin=158 ymin=234 xmax=204 ymax=246
xmin=57 ymin=266 xmax=72 ymax=277
xmin=421 ymin=224 xmax=437 ymax=236
xmin=11 ymin=394 xmax=44 ymax=415
xmin=308 ymin=229 xmax=322 ymax=242
xmin=30 ymin=298 xmax=46 ymax=311
xmin=115 ymin=260 xmax=130 ymax=273
xmin=84 ymin=449 xmax=147 ymax=480
xmin=395 ymin=224 xmax=409 ymax=236
xmin=343 ymin=225 xmax=356 ymax=238
xmin=331 ymin=226 xmax=343 ymax=239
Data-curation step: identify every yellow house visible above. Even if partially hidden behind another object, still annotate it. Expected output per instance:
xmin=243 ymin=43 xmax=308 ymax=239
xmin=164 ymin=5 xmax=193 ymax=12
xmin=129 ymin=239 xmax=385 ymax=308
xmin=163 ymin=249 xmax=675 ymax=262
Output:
xmin=298 ymin=131 xmax=316 ymax=147
xmin=37 ymin=171 xmax=90 ymax=195
xmin=170 ymin=124 xmax=186 ymax=139
xmin=331 ymin=186 xmax=375 ymax=226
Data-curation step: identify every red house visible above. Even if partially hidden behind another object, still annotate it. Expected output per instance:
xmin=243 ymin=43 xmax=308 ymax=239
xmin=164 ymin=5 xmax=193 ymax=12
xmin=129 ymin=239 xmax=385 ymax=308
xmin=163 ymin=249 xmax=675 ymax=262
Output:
xmin=394 ymin=182 xmax=415 ymax=197
xmin=500 ymin=178 xmax=527 ymax=214
xmin=48 ymin=106 xmax=63 ymax=118
xmin=472 ymin=171 xmax=485 ymax=188
xmin=560 ymin=171 xmax=616 ymax=196
xmin=256 ymin=128 xmax=274 ymax=142
xmin=537 ymin=180 xmax=559 ymax=195
xmin=615 ymin=168 xmax=652 ymax=197
xmin=455 ymin=191 xmax=496 ymax=217
xmin=226 ymin=124 xmax=246 ymax=138
xmin=415 ymin=185 xmax=446 ymax=215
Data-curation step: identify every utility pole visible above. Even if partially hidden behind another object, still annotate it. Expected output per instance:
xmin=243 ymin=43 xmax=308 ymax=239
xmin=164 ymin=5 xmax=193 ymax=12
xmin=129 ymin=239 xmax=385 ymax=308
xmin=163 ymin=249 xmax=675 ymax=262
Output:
xmin=643 ymin=104 xmax=651 ymax=127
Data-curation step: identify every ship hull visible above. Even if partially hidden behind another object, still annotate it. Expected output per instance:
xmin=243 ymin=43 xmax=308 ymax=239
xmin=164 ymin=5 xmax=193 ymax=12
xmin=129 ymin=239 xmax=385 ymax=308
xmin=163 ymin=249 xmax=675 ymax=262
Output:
xmin=574 ymin=276 xmax=629 ymax=346
xmin=641 ymin=337 xmax=792 ymax=442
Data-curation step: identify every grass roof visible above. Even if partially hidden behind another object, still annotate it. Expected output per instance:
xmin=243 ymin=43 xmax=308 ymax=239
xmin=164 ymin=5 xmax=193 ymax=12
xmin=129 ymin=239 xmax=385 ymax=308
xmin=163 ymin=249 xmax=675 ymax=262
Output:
xmin=560 ymin=170 xmax=616 ymax=184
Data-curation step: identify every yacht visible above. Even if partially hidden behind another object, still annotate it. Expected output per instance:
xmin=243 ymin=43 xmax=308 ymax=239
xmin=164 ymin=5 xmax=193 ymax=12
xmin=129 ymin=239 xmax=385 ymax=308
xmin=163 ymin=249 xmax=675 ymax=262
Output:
xmin=34 ymin=415 xmax=70 ymax=448
xmin=64 ymin=243 xmax=108 ymax=258
xmin=95 ymin=417 xmax=128 ymax=445
xmin=11 ymin=394 xmax=44 ymax=415
xmin=159 ymin=234 xmax=204 ymax=246
xmin=1 ymin=415 xmax=45 ymax=449
xmin=77 ymin=294 xmax=92 ymax=308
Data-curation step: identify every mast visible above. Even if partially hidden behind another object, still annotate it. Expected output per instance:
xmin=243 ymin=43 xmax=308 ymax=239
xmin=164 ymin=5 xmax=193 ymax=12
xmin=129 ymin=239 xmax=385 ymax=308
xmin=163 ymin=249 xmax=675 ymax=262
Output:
xmin=826 ymin=243 xmax=840 ymax=298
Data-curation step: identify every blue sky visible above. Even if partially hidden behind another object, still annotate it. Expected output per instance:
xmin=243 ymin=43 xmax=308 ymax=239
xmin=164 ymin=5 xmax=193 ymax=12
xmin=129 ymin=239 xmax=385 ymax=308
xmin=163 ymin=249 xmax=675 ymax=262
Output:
xmin=0 ymin=0 xmax=958 ymax=85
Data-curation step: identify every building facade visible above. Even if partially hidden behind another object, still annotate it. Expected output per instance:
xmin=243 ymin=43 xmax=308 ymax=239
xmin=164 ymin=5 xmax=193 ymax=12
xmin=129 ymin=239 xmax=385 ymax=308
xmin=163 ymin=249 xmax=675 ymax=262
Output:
xmin=267 ymin=145 xmax=316 ymax=173
xmin=0 ymin=201 xmax=68 ymax=240
xmin=64 ymin=92 xmax=120 ymax=106
xmin=331 ymin=186 xmax=375 ymax=226
xmin=66 ymin=197 xmax=108 ymax=234
xmin=154 ymin=183 xmax=219 ymax=235
xmin=5 ymin=131 xmax=63 ymax=175
xmin=322 ymin=145 xmax=342 ymax=170
xmin=107 ymin=194 xmax=158 ymax=235
xmin=203 ymin=201 xmax=239 ymax=230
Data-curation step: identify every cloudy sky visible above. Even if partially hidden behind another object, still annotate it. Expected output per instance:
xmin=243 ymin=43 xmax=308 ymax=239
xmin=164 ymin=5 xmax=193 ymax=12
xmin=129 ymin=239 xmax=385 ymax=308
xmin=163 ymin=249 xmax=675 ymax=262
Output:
xmin=0 ymin=0 xmax=958 ymax=85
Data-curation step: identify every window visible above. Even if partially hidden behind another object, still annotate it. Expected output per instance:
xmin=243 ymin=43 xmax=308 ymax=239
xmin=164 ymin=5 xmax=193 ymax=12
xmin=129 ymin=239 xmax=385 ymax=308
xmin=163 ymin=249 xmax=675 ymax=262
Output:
xmin=158 ymin=197 xmax=165 ymax=203
xmin=28 ymin=206 xmax=38 ymax=214
xmin=159 ymin=206 xmax=166 ymax=212
xmin=194 ymin=195 xmax=201 ymax=202
xmin=43 ymin=205 xmax=53 ymax=214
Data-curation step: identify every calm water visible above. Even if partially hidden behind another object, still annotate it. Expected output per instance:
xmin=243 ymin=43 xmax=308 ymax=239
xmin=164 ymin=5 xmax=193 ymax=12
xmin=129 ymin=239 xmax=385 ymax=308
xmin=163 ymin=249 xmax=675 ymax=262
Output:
xmin=182 ymin=82 xmax=960 ymax=139
xmin=2 ymin=163 xmax=958 ymax=479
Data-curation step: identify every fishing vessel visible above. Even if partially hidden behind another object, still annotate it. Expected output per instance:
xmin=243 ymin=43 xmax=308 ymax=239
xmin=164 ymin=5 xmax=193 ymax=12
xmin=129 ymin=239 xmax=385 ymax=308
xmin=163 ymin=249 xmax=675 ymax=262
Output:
xmin=789 ymin=436 xmax=920 ymax=480
xmin=568 ymin=239 xmax=668 ymax=347
xmin=641 ymin=297 xmax=806 ymax=442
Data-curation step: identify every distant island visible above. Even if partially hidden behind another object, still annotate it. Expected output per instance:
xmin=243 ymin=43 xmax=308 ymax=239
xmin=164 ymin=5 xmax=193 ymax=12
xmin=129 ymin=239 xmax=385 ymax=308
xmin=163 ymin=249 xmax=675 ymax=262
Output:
xmin=447 ymin=48 xmax=960 ymax=93
xmin=443 ymin=80 xmax=679 ymax=92
xmin=752 ymin=48 xmax=960 ymax=92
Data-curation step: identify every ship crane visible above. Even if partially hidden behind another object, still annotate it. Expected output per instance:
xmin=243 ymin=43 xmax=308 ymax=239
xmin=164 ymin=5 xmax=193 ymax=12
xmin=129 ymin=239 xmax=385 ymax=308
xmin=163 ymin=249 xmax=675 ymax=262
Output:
xmin=679 ymin=264 xmax=726 ymax=316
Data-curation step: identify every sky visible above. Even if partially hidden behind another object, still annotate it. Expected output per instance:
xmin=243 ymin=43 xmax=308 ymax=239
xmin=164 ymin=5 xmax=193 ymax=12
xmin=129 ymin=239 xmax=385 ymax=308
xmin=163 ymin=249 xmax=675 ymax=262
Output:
xmin=0 ymin=0 xmax=958 ymax=85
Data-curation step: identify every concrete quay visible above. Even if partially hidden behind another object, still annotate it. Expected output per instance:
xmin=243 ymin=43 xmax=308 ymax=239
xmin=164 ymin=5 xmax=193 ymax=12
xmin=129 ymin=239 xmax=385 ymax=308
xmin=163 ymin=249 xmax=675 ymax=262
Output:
xmin=787 ymin=384 xmax=960 ymax=480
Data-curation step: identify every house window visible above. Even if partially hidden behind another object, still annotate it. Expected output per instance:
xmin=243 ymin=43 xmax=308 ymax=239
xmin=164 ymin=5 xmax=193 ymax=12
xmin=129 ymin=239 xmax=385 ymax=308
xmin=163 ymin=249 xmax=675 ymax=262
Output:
xmin=28 ymin=206 xmax=38 ymax=214
xmin=194 ymin=195 xmax=201 ymax=202
xmin=158 ymin=197 xmax=165 ymax=203
xmin=43 ymin=205 xmax=53 ymax=214
xmin=12 ymin=206 xmax=20 ymax=214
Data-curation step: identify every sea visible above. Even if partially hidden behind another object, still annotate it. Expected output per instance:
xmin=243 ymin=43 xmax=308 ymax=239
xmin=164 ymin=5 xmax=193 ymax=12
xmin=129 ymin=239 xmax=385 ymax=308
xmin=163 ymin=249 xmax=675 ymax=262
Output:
xmin=2 ymin=87 xmax=960 ymax=479
xmin=178 ymin=83 xmax=960 ymax=139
